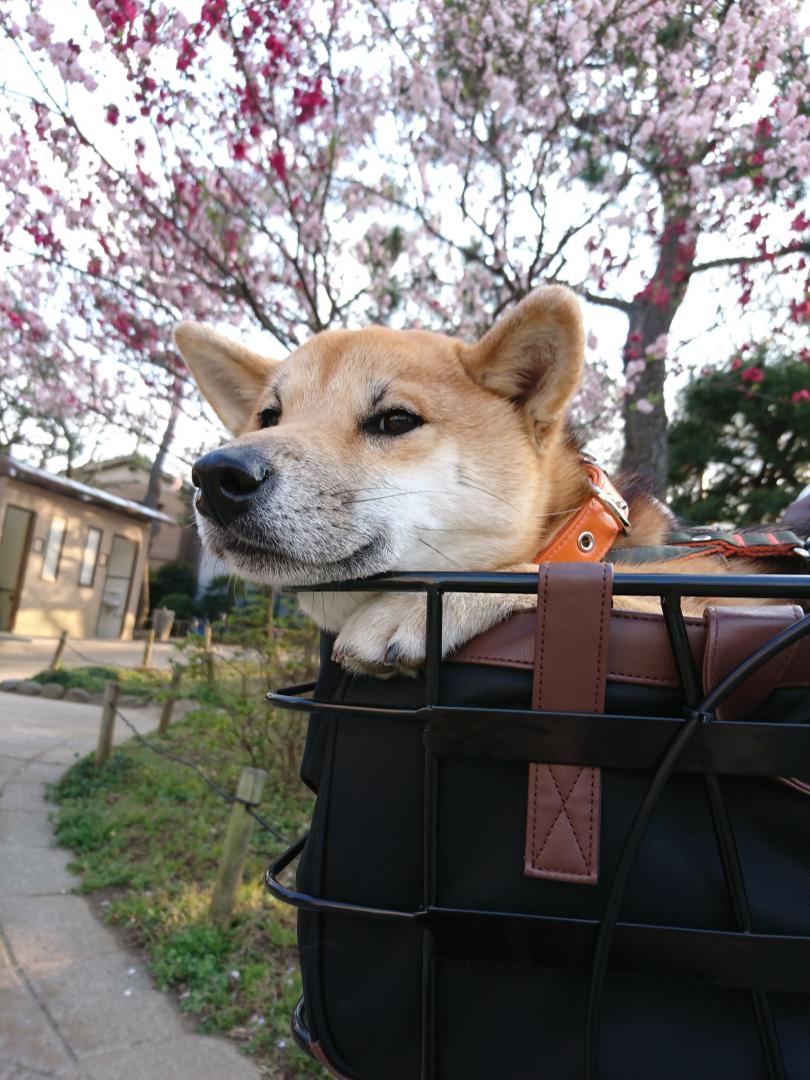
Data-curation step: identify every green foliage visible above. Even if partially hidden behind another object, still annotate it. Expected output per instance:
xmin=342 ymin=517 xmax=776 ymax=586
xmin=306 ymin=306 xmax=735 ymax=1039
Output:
xmin=159 ymin=591 xmax=196 ymax=619
xmin=383 ymin=225 xmax=404 ymax=261
xmin=655 ymin=15 xmax=688 ymax=47
xmin=177 ymin=607 xmax=319 ymax=777
xmin=52 ymin=751 xmax=133 ymax=801
xmin=668 ymin=350 xmax=810 ymax=526
xmin=150 ymin=923 xmax=234 ymax=1014
xmin=196 ymin=575 xmax=247 ymax=620
xmin=33 ymin=664 xmax=118 ymax=689
xmin=150 ymin=561 xmax=198 ymax=610
xmin=574 ymin=136 xmax=609 ymax=186
xmin=48 ymin=624 xmax=322 ymax=1076
xmin=32 ymin=664 xmax=168 ymax=698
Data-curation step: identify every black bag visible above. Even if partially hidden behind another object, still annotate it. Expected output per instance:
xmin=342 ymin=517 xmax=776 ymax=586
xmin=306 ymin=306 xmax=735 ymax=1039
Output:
xmin=266 ymin=564 xmax=810 ymax=1080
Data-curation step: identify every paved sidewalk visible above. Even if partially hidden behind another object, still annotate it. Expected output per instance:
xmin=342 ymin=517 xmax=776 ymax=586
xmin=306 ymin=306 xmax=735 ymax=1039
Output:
xmin=0 ymin=694 xmax=262 ymax=1080
xmin=0 ymin=636 xmax=180 ymax=681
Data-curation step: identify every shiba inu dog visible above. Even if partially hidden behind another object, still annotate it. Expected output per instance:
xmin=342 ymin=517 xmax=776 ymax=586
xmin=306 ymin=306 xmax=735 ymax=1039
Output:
xmin=175 ymin=286 xmax=726 ymax=675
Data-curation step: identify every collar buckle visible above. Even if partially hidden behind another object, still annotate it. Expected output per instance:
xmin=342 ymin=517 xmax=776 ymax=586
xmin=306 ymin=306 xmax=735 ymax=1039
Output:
xmin=587 ymin=476 xmax=631 ymax=534
xmin=532 ymin=461 xmax=631 ymax=564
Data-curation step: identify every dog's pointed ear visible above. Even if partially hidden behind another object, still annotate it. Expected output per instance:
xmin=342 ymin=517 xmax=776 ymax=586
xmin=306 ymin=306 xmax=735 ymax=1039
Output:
xmin=173 ymin=322 xmax=279 ymax=434
xmin=462 ymin=286 xmax=585 ymax=442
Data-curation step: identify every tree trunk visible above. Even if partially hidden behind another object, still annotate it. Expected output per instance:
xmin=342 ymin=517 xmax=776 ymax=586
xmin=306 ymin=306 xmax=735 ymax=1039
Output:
xmin=619 ymin=213 xmax=696 ymax=497
xmin=144 ymin=386 xmax=182 ymax=510
xmin=619 ymin=303 xmax=674 ymax=494
xmin=137 ymin=385 xmax=183 ymax=628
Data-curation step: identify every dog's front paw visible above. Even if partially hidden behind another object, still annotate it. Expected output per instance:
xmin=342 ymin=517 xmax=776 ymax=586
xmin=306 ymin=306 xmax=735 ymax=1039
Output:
xmin=332 ymin=594 xmax=428 ymax=676
xmin=330 ymin=588 xmax=536 ymax=677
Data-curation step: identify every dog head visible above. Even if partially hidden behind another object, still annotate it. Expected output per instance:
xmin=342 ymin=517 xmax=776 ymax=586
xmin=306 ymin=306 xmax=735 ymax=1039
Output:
xmin=175 ymin=286 xmax=585 ymax=590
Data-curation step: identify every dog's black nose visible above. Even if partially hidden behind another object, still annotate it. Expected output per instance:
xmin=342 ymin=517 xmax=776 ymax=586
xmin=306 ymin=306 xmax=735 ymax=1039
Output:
xmin=191 ymin=448 xmax=273 ymax=527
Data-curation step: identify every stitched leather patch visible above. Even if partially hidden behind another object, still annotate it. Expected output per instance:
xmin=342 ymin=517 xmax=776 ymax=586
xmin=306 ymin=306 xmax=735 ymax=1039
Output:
xmin=527 ymin=764 xmax=600 ymax=882
xmin=524 ymin=563 xmax=612 ymax=885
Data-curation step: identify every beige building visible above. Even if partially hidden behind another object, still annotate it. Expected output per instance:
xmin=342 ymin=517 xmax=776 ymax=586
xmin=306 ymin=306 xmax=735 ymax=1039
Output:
xmin=0 ymin=456 xmax=173 ymax=639
xmin=74 ymin=455 xmax=200 ymax=572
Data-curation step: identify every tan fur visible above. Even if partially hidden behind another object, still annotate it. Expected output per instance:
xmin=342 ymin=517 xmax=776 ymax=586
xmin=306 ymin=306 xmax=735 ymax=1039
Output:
xmin=174 ymin=322 xmax=279 ymax=433
xmin=175 ymin=286 xmax=761 ymax=675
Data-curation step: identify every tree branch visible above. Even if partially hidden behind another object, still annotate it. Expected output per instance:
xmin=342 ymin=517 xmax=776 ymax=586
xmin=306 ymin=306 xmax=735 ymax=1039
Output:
xmin=558 ymin=285 xmax=633 ymax=314
xmin=692 ymin=241 xmax=810 ymax=275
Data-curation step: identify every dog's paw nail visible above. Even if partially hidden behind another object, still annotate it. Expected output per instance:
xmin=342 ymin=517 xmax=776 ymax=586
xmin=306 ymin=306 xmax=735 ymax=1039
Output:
xmin=331 ymin=644 xmax=347 ymax=662
xmin=383 ymin=641 xmax=401 ymax=665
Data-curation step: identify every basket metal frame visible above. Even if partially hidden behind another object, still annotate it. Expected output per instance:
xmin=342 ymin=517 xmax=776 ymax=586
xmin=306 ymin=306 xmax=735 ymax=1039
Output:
xmin=265 ymin=571 xmax=810 ymax=1080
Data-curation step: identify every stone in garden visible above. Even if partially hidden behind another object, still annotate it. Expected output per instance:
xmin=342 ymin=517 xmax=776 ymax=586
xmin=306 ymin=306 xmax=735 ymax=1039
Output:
xmin=40 ymin=682 xmax=66 ymax=699
xmin=65 ymin=687 xmax=92 ymax=703
xmin=0 ymin=678 xmax=20 ymax=692
xmin=16 ymin=680 xmax=43 ymax=696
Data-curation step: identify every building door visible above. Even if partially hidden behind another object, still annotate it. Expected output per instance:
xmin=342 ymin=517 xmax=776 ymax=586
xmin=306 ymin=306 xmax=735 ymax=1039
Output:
xmin=96 ymin=535 xmax=138 ymax=639
xmin=0 ymin=506 xmax=35 ymax=632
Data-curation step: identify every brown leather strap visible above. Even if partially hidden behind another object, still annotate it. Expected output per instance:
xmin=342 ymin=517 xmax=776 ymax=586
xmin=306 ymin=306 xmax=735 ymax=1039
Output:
xmin=451 ymin=608 xmax=810 ymax=692
xmin=702 ymin=604 xmax=807 ymax=798
xmin=702 ymin=605 xmax=803 ymax=722
xmin=524 ymin=563 xmax=613 ymax=885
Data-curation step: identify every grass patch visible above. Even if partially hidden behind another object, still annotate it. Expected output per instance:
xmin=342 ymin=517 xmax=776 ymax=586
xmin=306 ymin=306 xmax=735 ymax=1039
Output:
xmin=50 ymin=706 xmax=323 ymax=1077
xmin=33 ymin=664 xmax=171 ymax=698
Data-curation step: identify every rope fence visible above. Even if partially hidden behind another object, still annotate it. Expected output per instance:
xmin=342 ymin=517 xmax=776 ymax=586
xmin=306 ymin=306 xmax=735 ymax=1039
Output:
xmin=29 ymin=629 xmax=307 ymax=920
xmin=59 ymin=633 xmax=201 ymax=671
xmin=111 ymin=701 xmax=291 ymax=845
xmin=95 ymin=685 xmax=295 ymax=922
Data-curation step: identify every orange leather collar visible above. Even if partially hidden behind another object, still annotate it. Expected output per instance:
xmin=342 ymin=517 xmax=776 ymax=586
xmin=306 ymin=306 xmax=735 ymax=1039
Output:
xmin=533 ymin=462 xmax=631 ymax=564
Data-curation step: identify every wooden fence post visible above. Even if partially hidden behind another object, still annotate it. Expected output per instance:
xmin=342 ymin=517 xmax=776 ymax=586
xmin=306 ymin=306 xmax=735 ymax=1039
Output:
xmin=96 ymin=680 xmax=119 ymax=767
xmin=203 ymin=624 xmax=215 ymax=689
xmin=158 ymin=666 xmax=184 ymax=735
xmin=50 ymin=630 xmax=68 ymax=673
xmin=210 ymin=767 xmax=266 ymax=924
xmin=141 ymin=628 xmax=155 ymax=670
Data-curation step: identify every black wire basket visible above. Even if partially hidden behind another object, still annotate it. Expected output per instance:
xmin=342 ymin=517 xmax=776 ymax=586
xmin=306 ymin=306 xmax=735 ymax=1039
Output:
xmin=265 ymin=570 xmax=810 ymax=1080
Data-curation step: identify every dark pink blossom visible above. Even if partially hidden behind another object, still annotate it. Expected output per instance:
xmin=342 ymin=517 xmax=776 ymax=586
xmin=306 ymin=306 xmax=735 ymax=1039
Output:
xmin=741 ymin=366 xmax=765 ymax=383
xmin=268 ymin=149 xmax=287 ymax=182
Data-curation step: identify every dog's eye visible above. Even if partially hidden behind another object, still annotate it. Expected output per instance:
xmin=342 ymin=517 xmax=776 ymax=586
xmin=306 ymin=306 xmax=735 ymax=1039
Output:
xmin=258 ymin=406 xmax=281 ymax=429
xmin=363 ymin=409 xmax=423 ymax=437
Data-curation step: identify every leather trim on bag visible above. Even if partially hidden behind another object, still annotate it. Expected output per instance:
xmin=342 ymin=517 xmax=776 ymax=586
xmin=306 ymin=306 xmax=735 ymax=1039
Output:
xmin=701 ymin=604 xmax=807 ymax=801
xmin=453 ymin=596 xmax=810 ymax=803
xmin=524 ymin=563 xmax=612 ymax=885
xmin=291 ymin=998 xmax=355 ymax=1079
xmin=702 ymin=605 xmax=803 ymax=723
xmin=451 ymin=608 xmax=810 ymax=691
xmin=310 ymin=1041 xmax=353 ymax=1080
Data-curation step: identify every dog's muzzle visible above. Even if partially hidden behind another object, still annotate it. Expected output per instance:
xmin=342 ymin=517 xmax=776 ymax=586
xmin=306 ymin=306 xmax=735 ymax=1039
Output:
xmin=191 ymin=448 xmax=274 ymax=527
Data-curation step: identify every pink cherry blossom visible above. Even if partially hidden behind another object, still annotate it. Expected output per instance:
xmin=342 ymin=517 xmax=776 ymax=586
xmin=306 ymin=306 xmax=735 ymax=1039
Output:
xmin=0 ymin=0 xmax=808 ymax=489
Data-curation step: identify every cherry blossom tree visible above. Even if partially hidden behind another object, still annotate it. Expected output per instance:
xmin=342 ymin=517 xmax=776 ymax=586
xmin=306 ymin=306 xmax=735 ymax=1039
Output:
xmin=0 ymin=0 xmax=355 ymax=473
xmin=364 ymin=0 xmax=810 ymax=491
xmin=1 ymin=0 xmax=808 ymax=496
